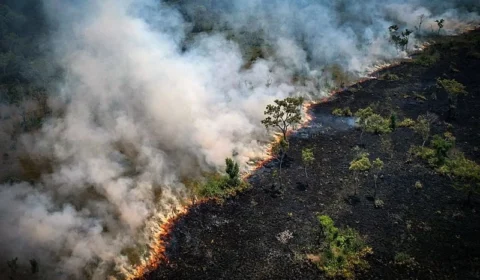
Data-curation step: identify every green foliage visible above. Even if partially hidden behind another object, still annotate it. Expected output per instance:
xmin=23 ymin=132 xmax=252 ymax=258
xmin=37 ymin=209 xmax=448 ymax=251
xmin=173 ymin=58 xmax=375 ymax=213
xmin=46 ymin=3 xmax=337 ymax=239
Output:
xmin=374 ymin=199 xmax=384 ymax=208
xmin=225 ymin=157 xmax=240 ymax=187
xmin=364 ymin=114 xmax=392 ymax=134
xmin=415 ymin=181 xmax=423 ymax=190
xmin=436 ymin=78 xmax=467 ymax=97
xmin=414 ymin=52 xmax=439 ymax=66
xmin=354 ymin=106 xmax=374 ymax=123
xmin=398 ymin=118 xmax=415 ymax=127
xmin=262 ymin=97 xmax=304 ymax=141
xmin=394 ymin=252 xmax=416 ymax=266
xmin=350 ymin=154 xmax=372 ymax=172
xmin=390 ymin=114 xmax=396 ymax=131
xmin=412 ymin=115 xmax=431 ymax=146
xmin=302 ymin=147 xmax=315 ymax=178
xmin=332 ymin=107 xmax=352 ymax=117
xmin=196 ymin=174 xmax=230 ymax=198
xmin=311 ymin=215 xmax=373 ymax=279
xmin=438 ymin=151 xmax=480 ymax=200
xmin=191 ymin=158 xmax=248 ymax=199
xmin=431 ymin=134 xmax=455 ymax=164
xmin=372 ymin=158 xmax=384 ymax=172
xmin=381 ymin=73 xmax=400 ymax=81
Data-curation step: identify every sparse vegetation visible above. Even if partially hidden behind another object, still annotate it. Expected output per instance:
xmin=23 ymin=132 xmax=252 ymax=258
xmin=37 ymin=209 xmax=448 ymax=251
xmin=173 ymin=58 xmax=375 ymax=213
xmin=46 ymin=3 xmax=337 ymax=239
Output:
xmin=438 ymin=151 xmax=480 ymax=202
xmin=302 ymin=147 xmax=315 ymax=179
xmin=398 ymin=118 xmax=415 ymax=127
xmin=414 ymin=52 xmax=439 ymax=66
xmin=394 ymin=252 xmax=416 ymax=266
xmin=413 ymin=114 xmax=431 ymax=147
xmin=364 ymin=114 xmax=392 ymax=134
xmin=191 ymin=158 xmax=248 ymax=199
xmin=415 ymin=181 xmax=423 ymax=190
xmin=381 ymin=73 xmax=400 ymax=81
xmin=349 ymin=151 xmax=372 ymax=195
xmin=308 ymin=215 xmax=372 ymax=279
xmin=372 ymin=158 xmax=384 ymax=200
xmin=332 ymin=107 xmax=352 ymax=117
xmin=436 ymin=78 xmax=468 ymax=118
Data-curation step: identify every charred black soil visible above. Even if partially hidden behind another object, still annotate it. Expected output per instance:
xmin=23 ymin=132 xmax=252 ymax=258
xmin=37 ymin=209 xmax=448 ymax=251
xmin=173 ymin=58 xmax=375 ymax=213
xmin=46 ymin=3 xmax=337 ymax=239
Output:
xmin=144 ymin=30 xmax=480 ymax=280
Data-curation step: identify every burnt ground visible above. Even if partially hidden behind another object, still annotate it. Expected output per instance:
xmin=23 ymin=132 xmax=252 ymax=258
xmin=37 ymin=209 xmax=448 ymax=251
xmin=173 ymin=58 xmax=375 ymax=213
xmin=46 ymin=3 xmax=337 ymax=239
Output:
xmin=143 ymin=30 xmax=480 ymax=280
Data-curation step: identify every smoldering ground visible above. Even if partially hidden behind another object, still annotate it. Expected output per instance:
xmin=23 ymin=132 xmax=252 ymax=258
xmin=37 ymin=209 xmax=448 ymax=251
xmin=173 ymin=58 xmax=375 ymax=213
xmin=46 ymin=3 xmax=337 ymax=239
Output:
xmin=0 ymin=0 xmax=477 ymax=279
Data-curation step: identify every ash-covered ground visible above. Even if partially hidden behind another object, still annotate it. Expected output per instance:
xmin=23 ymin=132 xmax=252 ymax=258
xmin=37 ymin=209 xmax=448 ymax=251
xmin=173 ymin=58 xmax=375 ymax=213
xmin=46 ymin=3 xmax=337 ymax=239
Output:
xmin=143 ymin=30 xmax=480 ymax=280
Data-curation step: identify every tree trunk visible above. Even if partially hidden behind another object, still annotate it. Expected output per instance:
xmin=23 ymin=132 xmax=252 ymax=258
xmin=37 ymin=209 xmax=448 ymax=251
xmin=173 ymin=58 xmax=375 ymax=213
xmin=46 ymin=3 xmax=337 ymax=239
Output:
xmin=278 ymin=152 xmax=285 ymax=186
xmin=304 ymin=166 xmax=308 ymax=179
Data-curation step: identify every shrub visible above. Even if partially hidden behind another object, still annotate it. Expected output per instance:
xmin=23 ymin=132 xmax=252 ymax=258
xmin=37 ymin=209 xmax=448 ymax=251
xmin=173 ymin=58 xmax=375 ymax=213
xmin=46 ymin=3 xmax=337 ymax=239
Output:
xmin=310 ymin=215 xmax=373 ymax=279
xmin=332 ymin=107 xmax=353 ymax=117
xmin=414 ymin=52 xmax=439 ymax=66
xmin=414 ymin=181 xmax=423 ymax=189
xmin=364 ymin=114 xmax=391 ymax=134
xmin=438 ymin=151 xmax=480 ymax=201
xmin=431 ymin=134 xmax=455 ymax=164
xmin=390 ymin=114 xmax=396 ymax=130
xmin=374 ymin=199 xmax=385 ymax=208
xmin=354 ymin=107 xmax=374 ymax=123
xmin=436 ymin=78 xmax=468 ymax=96
xmin=381 ymin=73 xmax=400 ymax=81
xmin=398 ymin=118 xmax=415 ymax=127
xmin=394 ymin=252 xmax=416 ymax=266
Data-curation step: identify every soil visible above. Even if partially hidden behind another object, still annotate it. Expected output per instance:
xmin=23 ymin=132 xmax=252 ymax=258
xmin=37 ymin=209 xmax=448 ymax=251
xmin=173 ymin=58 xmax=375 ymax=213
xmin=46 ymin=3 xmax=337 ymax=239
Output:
xmin=143 ymin=30 xmax=480 ymax=280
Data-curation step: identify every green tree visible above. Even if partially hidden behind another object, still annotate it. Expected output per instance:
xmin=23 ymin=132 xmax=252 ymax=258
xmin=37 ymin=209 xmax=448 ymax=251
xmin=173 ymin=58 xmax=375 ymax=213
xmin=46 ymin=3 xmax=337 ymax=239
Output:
xmin=390 ymin=114 xmax=396 ymax=131
xmin=261 ymin=97 xmax=304 ymax=141
xmin=372 ymin=158 xmax=384 ymax=200
xmin=271 ymin=138 xmax=289 ymax=186
xmin=413 ymin=115 xmax=431 ymax=147
xmin=431 ymin=133 xmax=455 ymax=165
xmin=349 ymin=153 xmax=372 ymax=195
xmin=302 ymin=147 xmax=315 ymax=179
xmin=225 ymin=157 xmax=240 ymax=187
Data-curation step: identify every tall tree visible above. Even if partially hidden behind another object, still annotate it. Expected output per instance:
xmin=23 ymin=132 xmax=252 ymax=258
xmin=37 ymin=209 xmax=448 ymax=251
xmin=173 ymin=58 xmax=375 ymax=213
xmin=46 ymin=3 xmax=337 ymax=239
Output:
xmin=261 ymin=97 xmax=304 ymax=141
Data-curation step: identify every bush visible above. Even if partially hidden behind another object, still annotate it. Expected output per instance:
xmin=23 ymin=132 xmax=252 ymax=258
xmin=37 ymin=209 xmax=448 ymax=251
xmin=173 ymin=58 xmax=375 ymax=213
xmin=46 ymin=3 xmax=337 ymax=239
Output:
xmin=398 ymin=118 xmax=415 ymax=127
xmin=414 ymin=52 xmax=439 ymax=66
xmin=414 ymin=181 xmax=423 ymax=190
xmin=437 ymin=78 xmax=468 ymax=96
xmin=354 ymin=107 xmax=374 ymax=123
xmin=364 ymin=114 xmax=391 ymax=134
xmin=394 ymin=252 xmax=416 ymax=266
xmin=431 ymin=134 xmax=455 ymax=164
xmin=310 ymin=215 xmax=372 ymax=279
xmin=332 ymin=107 xmax=353 ymax=117
xmin=374 ymin=199 xmax=385 ymax=208
xmin=381 ymin=73 xmax=400 ymax=81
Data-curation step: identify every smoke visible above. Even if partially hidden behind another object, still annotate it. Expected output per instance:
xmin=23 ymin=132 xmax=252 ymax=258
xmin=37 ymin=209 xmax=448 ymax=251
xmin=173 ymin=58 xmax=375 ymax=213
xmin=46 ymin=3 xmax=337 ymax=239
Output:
xmin=0 ymin=0 xmax=477 ymax=279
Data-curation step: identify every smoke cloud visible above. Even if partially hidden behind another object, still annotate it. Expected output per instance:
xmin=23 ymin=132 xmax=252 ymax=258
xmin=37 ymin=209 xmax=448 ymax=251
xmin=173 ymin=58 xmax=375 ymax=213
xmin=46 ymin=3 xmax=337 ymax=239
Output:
xmin=0 ymin=0 xmax=477 ymax=279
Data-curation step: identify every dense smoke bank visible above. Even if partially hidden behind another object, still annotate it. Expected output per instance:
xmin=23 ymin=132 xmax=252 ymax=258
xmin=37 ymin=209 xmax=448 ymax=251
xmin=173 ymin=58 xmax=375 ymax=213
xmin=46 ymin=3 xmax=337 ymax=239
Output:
xmin=0 ymin=0 xmax=477 ymax=279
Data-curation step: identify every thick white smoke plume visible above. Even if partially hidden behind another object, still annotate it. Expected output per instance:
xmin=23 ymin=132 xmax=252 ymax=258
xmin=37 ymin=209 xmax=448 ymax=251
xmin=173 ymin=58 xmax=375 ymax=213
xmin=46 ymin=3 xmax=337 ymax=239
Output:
xmin=0 ymin=0 xmax=477 ymax=279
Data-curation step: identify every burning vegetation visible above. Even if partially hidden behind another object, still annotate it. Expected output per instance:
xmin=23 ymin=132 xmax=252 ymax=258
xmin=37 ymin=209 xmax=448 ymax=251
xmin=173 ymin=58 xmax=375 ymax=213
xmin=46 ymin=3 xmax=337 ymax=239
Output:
xmin=0 ymin=1 xmax=479 ymax=280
